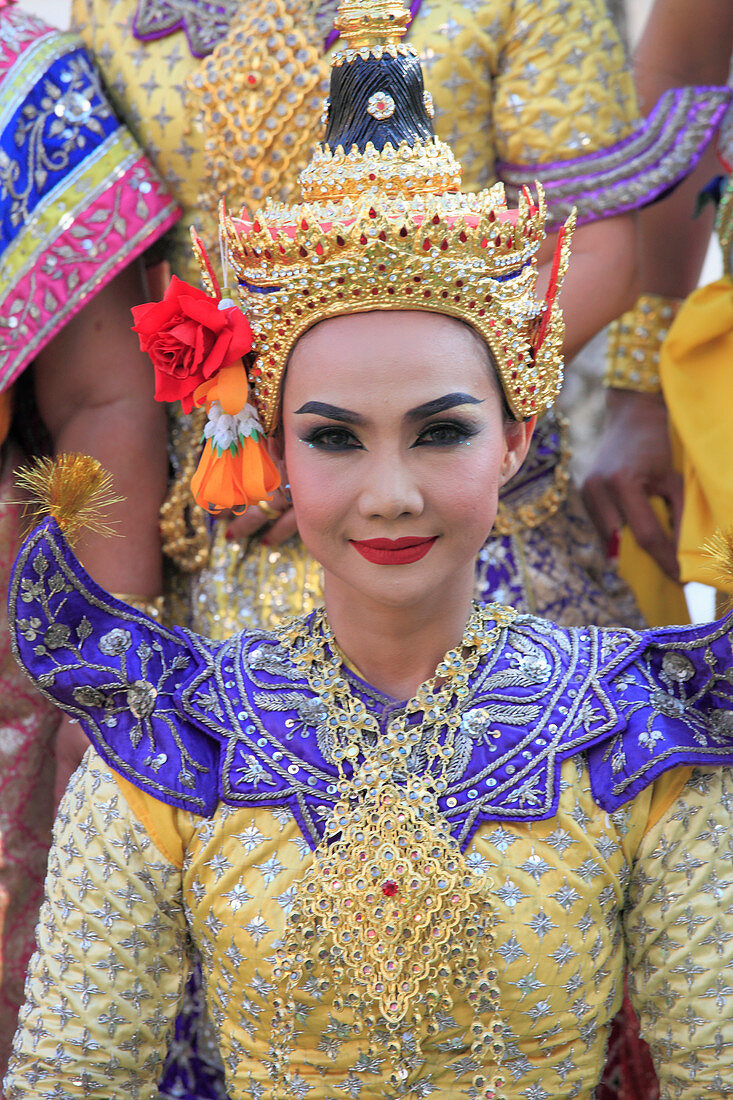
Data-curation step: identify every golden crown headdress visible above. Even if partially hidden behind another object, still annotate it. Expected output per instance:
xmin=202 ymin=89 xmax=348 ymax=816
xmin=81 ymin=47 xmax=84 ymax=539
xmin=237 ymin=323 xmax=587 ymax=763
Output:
xmin=138 ymin=0 xmax=574 ymax=514
xmin=197 ymin=0 xmax=574 ymax=435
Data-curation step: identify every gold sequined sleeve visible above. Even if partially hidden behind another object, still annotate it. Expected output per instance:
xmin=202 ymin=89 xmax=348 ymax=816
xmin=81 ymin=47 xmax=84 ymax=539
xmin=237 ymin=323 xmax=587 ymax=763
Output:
xmin=493 ymin=0 xmax=637 ymax=169
xmin=4 ymin=751 xmax=189 ymax=1098
xmin=489 ymin=0 xmax=730 ymax=228
xmin=625 ymin=767 xmax=733 ymax=1094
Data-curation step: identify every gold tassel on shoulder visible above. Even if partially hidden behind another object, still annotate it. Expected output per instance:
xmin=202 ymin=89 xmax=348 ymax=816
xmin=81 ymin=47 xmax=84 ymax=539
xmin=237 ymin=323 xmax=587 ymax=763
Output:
xmin=702 ymin=527 xmax=733 ymax=613
xmin=14 ymin=454 xmax=122 ymax=545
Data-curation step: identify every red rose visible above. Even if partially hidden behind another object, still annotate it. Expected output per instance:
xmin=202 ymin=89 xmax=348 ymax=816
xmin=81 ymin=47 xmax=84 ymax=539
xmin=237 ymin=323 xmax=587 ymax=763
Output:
xmin=131 ymin=275 xmax=253 ymax=413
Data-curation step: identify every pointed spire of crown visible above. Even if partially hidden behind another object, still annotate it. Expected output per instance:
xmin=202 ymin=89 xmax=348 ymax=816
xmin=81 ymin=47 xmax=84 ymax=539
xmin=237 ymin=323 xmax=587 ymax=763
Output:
xmin=203 ymin=0 xmax=574 ymax=437
xmin=304 ymin=0 xmax=458 ymax=201
xmin=334 ymin=0 xmax=411 ymax=50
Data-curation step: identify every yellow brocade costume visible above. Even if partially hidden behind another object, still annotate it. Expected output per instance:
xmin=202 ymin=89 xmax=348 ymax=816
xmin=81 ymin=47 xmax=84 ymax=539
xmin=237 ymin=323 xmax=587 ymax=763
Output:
xmin=9 ymin=749 xmax=733 ymax=1097
xmin=7 ymin=8 xmax=733 ymax=1097
xmin=71 ymin=0 xmax=654 ymax=635
xmin=5 ymin=490 xmax=733 ymax=1096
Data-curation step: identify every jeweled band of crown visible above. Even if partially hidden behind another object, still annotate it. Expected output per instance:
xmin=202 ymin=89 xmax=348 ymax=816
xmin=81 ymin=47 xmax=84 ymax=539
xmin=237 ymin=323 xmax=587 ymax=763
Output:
xmin=223 ymin=184 xmax=570 ymax=431
xmin=298 ymin=136 xmax=462 ymax=201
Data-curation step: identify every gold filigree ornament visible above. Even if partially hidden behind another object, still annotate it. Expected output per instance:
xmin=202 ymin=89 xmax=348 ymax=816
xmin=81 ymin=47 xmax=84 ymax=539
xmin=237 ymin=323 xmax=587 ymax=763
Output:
xmin=223 ymin=186 xmax=573 ymax=432
xmin=493 ymin=414 xmax=572 ymax=535
xmin=270 ymin=603 xmax=516 ymax=1099
xmin=604 ymin=292 xmax=683 ymax=394
xmin=334 ymin=0 xmax=411 ymax=48
xmin=186 ymin=0 xmax=330 ymax=249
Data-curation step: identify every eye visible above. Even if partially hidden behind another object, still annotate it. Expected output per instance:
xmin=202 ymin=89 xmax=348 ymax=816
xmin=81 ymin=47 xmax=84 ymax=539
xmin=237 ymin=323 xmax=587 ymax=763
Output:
xmin=300 ymin=426 xmax=364 ymax=451
xmin=413 ymin=420 xmax=478 ymax=447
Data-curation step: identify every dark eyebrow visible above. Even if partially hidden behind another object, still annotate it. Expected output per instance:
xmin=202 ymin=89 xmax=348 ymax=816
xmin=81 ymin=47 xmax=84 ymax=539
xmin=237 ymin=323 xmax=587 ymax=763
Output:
xmin=293 ymin=392 xmax=482 ymax=425
xmin=293 ymin=401 xmax=365 ymax=425
xmin=406 ymin=392 xmax=484 ymax=420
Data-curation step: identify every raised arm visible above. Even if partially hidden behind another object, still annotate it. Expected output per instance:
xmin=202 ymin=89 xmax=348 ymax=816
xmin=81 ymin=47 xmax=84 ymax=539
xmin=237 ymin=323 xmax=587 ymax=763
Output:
xmin=31 ymin=260 xmax=169 ymax=800
xmin=32 ymin=260 xmax=168 ymax=600
xmin=582 ymin=1 xmax=733 ymax=582
xmin=538 ymin=214 xmax=637 ymax=363
xmin=634 ymin=0 xmax=733 ymax=301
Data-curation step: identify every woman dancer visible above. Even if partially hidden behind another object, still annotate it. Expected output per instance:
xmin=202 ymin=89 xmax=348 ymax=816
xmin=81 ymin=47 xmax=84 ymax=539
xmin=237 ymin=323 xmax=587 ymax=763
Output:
xmin=5 ymin=5 xmax=733 ymax=1096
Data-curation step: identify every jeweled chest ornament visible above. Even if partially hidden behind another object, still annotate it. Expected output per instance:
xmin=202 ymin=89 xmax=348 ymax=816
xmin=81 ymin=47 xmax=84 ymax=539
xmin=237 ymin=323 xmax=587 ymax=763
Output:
xmin=269 ymin=603 xmax=515 ymax=1099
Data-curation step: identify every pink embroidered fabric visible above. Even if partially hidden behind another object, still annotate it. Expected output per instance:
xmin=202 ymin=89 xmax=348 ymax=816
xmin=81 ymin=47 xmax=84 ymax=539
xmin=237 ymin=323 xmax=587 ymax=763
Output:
xmin=0 ymin=0 xmax=180 ymax=394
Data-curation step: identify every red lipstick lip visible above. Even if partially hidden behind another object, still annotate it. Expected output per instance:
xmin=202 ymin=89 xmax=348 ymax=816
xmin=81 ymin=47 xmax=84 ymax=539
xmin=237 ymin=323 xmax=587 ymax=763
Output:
xmin=353 ymin=537 xmax=435 ymax=550
xmin=350 ymin=536 xmax=438 ymax=565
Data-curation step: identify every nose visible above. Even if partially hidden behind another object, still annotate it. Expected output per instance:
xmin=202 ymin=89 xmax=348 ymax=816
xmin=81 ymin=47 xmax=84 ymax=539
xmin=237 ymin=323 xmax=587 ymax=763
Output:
xmin=357 ymin=449 xmax=424 ymax=520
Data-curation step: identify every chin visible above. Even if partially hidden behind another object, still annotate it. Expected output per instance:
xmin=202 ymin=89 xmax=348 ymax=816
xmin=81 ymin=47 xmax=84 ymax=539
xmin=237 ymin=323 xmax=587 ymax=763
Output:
xmin=321 ymin=543 xmax=482 ymax=613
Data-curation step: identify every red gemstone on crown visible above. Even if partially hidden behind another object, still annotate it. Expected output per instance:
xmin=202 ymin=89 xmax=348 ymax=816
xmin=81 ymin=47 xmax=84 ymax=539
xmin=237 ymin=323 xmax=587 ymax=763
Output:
xmin=381 ymin=880 xmax=398 ymax=897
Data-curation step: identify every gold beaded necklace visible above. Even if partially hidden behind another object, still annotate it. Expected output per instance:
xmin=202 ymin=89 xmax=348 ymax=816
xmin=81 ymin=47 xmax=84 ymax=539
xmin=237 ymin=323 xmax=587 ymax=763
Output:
xmin=270 ymin=602 xmax=516 ymax=1099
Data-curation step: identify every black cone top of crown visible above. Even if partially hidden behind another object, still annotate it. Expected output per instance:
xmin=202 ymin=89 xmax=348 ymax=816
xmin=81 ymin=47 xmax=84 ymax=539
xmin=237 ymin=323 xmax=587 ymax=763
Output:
xmin=324 ymin=49 xmax=435 ymax=153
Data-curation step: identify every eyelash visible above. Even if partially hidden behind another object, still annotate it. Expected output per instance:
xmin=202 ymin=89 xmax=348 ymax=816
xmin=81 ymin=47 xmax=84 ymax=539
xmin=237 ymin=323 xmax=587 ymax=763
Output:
xmin=300 ymin=420 xmax=479 ymax=452
xmin=414 ymin=420 xmax=479 ymax=447
xmin=301 ymin=426 xmax=362 ymax=451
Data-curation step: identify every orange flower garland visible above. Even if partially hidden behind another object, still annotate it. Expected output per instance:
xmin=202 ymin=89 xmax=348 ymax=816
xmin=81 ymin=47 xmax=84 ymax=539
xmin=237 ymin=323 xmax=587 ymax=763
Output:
xmin=190 ymin=358 xmax=280 ymax=514
xmin=132 ymin=282 xmax=280 ymax=514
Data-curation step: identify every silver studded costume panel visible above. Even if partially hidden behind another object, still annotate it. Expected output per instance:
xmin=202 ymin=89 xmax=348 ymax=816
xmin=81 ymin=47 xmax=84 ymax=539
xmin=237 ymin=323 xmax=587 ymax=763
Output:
xmin=626 ymin=766 xmax=733 ymax=1098
xmin=7 ymin=756 xmax=733 ymax=1097
xmin=4 ymin=753 xmax=188 ymax=1099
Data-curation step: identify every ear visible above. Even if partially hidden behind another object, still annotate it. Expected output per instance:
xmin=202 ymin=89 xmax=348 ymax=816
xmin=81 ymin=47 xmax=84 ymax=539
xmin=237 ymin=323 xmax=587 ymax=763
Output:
xmin=499 ymin=415 xmax=535 ymax=487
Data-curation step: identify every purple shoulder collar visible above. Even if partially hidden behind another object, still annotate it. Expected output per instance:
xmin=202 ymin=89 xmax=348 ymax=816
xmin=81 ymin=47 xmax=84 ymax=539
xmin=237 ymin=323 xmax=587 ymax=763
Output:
xmin=9 ymin=519 xmax=219 ymax=815
xmin=10 ymin=520 xmax=733 ymax=848
xmin=183 ymin=614 xmax=733 ymax=849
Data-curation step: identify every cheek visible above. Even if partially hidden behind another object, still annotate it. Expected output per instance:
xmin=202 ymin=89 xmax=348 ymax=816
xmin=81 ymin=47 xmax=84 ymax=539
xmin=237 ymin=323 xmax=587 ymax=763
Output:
xmin=283 ymin=434 xmax=350 ymax=537
xmin=429 ymin=435 xmax=506 ymax=528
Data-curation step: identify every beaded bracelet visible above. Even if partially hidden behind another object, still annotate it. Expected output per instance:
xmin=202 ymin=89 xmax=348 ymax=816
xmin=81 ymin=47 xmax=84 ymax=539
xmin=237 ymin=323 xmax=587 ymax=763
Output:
xmin=604 ymin=293 xmax=683 ymax=393
xmin=110 ymin=593 xmax=166 ymax=622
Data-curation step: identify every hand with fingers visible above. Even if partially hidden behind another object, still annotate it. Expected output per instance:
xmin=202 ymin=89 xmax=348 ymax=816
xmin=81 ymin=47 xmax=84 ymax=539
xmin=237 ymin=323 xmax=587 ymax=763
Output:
xmin=581 ymin=390 xmax=683 ymax=582
xmin=224 ymin=487 xmax=299 ymax=547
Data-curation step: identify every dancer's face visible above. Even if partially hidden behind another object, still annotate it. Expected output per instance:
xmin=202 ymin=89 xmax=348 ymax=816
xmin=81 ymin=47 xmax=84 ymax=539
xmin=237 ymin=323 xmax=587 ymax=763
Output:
xmin=278 ymin=311 xmax=534 ymax=610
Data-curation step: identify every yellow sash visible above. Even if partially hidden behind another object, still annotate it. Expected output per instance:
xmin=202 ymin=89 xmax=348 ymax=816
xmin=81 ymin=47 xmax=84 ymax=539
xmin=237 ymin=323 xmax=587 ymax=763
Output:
xmin=660 ymin=275 xmax=733 ymax=595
